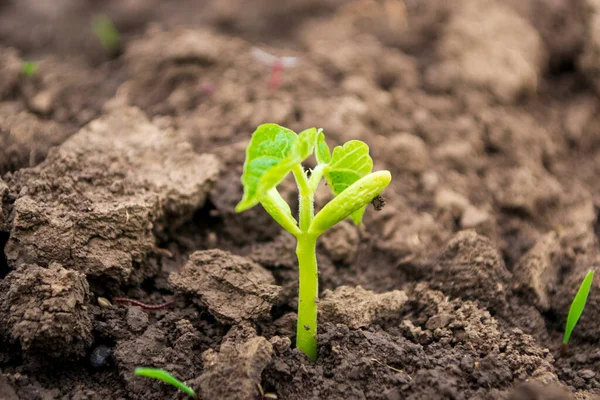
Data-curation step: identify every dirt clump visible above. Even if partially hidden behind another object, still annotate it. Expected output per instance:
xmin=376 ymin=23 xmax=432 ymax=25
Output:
xmin=385 ymin=133 xmax=430 ymax=174
xmin=0 ymin=262 xmax=92 ymax=359
xmin=320 ymin=220 xmax=359 ymax=264
xmin=5 ymin=106 xmax=219 ymax=284
xmin=125 ymin=27 xmax=246 ymax=116
xmin=508 ymin=382 xmax=575 ymax=400
xmin=319 ymin=285 xmax=408 ymax=329
xmin=425 ymin=0 xmax=545 ymax=103
xmin=513 ymin=231 xmax=560 ymax=311
xmin=197 ymin=323 xmax=273 ymax=400
xmin=170 ymin=249 xmax=280 ymax=324
xmin=488 ymin=166 xmax=563 ymax=217
xmin=265 ymin=284 xmax=559 ymax=399
xmin=581 ymin=0 xmax=600 ymax=97
xmin=0 ymin=46 xmax=21 ymax=100
xmin=20 ymin=57 xmax=118 ymax=125
xmin=430 ymin=230 xmax=512 ymax=314
xmin=0 ymin=102 xmax=72 ymax=174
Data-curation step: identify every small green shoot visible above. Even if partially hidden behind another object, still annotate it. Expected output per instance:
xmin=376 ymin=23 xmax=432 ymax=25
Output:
xmin=135 ymin=367 xmax=196 ymax=398
xmin=236 ymin=124 xmax=391 ymax=360
xmin=92 ymin=15 xmax=121 ymax=53
xmin=21 ymin=61 xmax=38 ymax=77
xmin=563 ymin=269 xmax=594 ymax=349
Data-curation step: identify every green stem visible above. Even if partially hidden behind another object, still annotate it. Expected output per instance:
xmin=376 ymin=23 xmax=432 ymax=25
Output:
xmin=293 ymin=165 xmax=313 ymax=232
xmin=296 ymin=233 xmax=318 ymax=360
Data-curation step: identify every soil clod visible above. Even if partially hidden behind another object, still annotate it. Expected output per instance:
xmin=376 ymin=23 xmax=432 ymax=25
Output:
xmin=170 ymin=249 xmax=280 ymax=324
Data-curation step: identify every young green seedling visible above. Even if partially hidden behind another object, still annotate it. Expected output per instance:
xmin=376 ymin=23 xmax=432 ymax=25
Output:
xmin=236 ymin=124 xmax=391 ymax=360
xmin=21 ymin=61 xmax=38 ymax=77
xmin=561 ymin=269 xmax=594 ymax=355
xmin=135 ymin=367 xmax=196 ymax=398
xmin=92 ymin=15 xmax=121 ymax=54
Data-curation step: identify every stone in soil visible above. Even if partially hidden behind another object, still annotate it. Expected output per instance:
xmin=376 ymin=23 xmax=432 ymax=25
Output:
xmin=4 ymin=106 xmax=219 ymax=284
xmin=0 ymin=263 xmax=92 ymax=359
xmin=169 ymin=249 xmax=280 ymax=324
xmin=196 ymin=323 xmax=272 ymax=400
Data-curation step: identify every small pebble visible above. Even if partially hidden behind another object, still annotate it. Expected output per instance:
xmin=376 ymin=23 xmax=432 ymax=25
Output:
xmin=90 ymin=345 xmax=112 ymax=369
xmin=97 ymin=297 xmax=112 ymax=308
xmin=127 ymin=306 xmax=149 ymax=332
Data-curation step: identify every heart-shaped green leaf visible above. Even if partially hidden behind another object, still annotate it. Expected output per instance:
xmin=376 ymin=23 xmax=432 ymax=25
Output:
xmin=236 ymin=124 xmax=299 ymax=212
xmin=323 ymin=140 xmax=373 ymax=224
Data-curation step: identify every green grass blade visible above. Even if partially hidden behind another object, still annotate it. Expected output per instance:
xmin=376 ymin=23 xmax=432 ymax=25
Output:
xmin=135 ymin=368 xmax=196 ymax=398
xmin=563 ymin=269 xmax=594 ymax=345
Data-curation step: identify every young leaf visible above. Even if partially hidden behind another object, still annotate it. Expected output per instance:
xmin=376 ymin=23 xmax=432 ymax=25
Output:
xmin=315 ymin=130 xmax=330 ymax=165
xmin=92 ymin=16 xmax=121 ymax=53
xmin=311 ymin=170 xmax=391 ymax=236
xmin=563 ymin=269 xmax=594 ymax=345
xmin=21 ymin=61 xmax=38 ymax=77
xmin=236 ymin=124 xmax=298 ymax=212
xmin=323 ymin=140 xmax=373 ymax=224
xmin=260 ymin=188 xmax=302 ymax=236
xmin=135 ymin=368 xmax=196 ymax=398
xmin=296 ymin=128 xmax=318 ymax=160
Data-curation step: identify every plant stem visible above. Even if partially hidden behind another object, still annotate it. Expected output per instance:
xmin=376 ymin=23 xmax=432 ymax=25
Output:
xmin=293 ymin=165 xmax=313 ymax=232
xmin=296 ymin=233 xmax=318 ymax=360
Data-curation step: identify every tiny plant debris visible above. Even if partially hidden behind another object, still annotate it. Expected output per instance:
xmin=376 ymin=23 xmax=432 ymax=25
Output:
xmin=92 ymin=15 xmax=121 ymax=54
xmin=135 ymin=368 xmax=196 ymax=398
xmin=257 ymin=383 xmax=278 ymax=399
xmin=236 ymin=123 xmax=391 ymax=360
xmin=21 ymin=61 xmax=38 ymax=77
xmin=251 ymin=47 xmax=298 ymax=92
xmin=561 ymin=269 xmax=594 ymax=355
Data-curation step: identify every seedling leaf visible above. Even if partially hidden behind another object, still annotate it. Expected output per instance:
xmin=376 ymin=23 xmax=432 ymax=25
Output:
xmin=296 ymin=128 xmax=318 ymax=160
xmin=135 ymin=368 xmax=196 ymax=398
xmin=236 ymin=124 xmax=299 ymax=212
xmin=323 ymin=140 xmax=373 ymax=225
xmin=21 ymin=61 xmax=38 ymax=77
xmin=311 ymin=171 xmax=391 ymax=236
xmin=563 ymin=269 xmax=594 ymax=345
xmin=92 ymin=15 xmax=121 ymax=53
xmin=315 ymin=130 xmax=330 ymax=165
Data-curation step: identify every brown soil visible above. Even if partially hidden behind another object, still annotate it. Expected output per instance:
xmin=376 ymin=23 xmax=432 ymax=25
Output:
xmin=1 ymin=0 xmax=600 ymax=399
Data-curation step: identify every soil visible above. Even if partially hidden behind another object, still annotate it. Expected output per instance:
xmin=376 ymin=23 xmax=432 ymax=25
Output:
xmin=1 ymin=0 xmax=600 ymax=399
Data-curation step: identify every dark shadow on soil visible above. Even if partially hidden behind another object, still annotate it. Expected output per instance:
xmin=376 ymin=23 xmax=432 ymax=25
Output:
xmin=0 ymin=231 xmax=9 ymax=279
